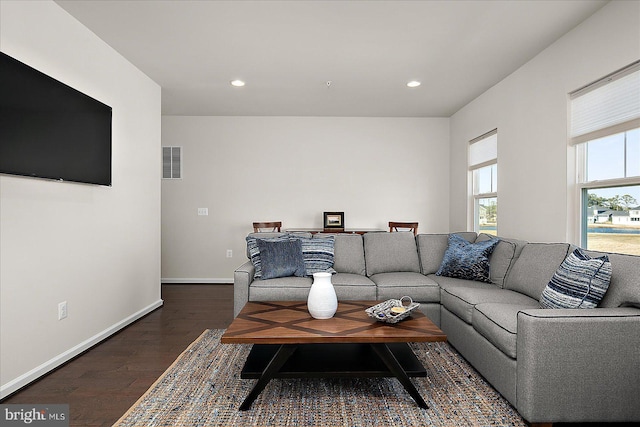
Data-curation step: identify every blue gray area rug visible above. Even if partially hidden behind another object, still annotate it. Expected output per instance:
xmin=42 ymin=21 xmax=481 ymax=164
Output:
xmin=114 ymin=329 xmax=525 ymax=426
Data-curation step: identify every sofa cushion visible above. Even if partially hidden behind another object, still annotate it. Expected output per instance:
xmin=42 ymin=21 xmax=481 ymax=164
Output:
xmin=429 ymin=274 xmax=497 ymax=292
xmin=331 ymin=272 xmax=376 ymax=286
xmin=331 ymin=273 xmax=377 ymax=300
xmin=369 ymin=272 xmax=440 ymax=302
xmin=417 ymin=232 xmax=477 ymax=275
xmin=249 ymin=276 xmax=313 ymax=300
xmin=364 ymin=232 xmax=420 ymax=275
xmin=505 ymin=243 xmax=571 ymax=300
xmin=475 ymin=234 xmax=528 ymax=288
xmin=298 ymin=235 xmax=336 ymax=275
xmin=326 ymin=233 xmax=366 ymax=275
xmin=473 ymin=302 xmax=540 ymax=359
xmin=436 ymin=234 xmax=500 ymax=283
xmin=441 ymin=286 xmax=538 ymax=324
xmin=589 ymin=252 xmax=640 ymax=309
xmin=540 ymin=248 xmax=612 ymax=309
xmin=256 ymin=238 xmax=306 ymax=279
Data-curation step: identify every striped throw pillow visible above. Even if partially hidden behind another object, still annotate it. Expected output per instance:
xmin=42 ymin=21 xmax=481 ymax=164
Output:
xmin=298 ymin=235 xmax=336 ymax=276
xmin=539 ymin=248 xmax=612 ymax=309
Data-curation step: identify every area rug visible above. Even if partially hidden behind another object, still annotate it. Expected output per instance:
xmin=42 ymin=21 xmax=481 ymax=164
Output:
xmin=114 ymin=329 xmax=526 ymax=426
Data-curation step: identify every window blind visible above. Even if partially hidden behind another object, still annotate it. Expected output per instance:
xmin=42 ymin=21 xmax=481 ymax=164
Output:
xmin=569 ymin=61 xmax=640 ymax=145
xmin=469 ymin=129 xmax=497 ymax=169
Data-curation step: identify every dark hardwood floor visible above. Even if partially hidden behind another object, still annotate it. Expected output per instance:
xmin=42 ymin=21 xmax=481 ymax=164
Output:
xmin=2 ymin=284 xmax=234 ymax=427
xmin=2 ymin=284 xmax=633 ymax=427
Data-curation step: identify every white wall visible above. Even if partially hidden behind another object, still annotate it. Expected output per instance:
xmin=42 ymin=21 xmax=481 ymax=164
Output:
xmin=161 ymin=116 xmax=450 ymax=281
xmin=0 ymin=1 xmax=161 ymax=397
xmin=450 ymin=0 xmax=640 ymax=243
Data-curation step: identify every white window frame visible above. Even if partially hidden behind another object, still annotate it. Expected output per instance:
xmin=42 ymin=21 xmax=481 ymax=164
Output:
xmin=468 ymin=129 xmax=497 ymax=233
xmin=570 ymin=61 xmax=640 ymax=249
xmin=576 ymin=132 xmax=640 ymax=246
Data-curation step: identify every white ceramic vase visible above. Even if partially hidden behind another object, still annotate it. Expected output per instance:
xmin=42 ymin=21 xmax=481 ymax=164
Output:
xmin=307 ymin=272 xmax=338 ymax=319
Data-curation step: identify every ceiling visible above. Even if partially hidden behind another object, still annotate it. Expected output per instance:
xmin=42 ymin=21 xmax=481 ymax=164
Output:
xmin=55 ymin=0 xmax=608 ymax=117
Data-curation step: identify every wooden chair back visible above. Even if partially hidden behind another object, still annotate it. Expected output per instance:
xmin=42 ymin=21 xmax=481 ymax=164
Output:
xmin=388 ymin=221 xmax=418 ymax=236
xmin=253 ymin=221 xmax=282 ymax=232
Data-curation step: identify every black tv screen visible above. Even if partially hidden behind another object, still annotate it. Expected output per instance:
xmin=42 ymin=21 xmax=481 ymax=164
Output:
xmin=0 ymin=51 xmax=112 ymax=186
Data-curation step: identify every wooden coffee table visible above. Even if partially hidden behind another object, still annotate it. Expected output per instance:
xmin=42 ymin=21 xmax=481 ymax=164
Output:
xmin=221 ymin=300 xmax=447 ymax=410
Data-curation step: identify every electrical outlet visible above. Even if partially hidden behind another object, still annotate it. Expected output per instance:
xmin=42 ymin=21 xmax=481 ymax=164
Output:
xmin=58 ymin=301 xmax=68 ymax=320
xmin=226 ymin=249 xmax=233 ymax=258
xmin=197 ymin=208 xmax=208 ymax=216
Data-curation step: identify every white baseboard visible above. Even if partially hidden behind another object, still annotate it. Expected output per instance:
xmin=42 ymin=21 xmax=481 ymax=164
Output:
xmin=0 ymin=299 xmax=164 ymax=399
xmin=161 ymin=278 xmax=232 ymax=284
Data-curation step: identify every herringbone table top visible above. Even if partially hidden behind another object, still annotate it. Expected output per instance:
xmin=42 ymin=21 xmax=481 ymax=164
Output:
xmin=221 ymin=300 xmax=447 ymax=344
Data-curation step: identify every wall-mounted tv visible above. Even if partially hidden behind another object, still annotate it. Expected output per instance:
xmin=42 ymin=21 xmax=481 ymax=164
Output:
xmin=0 ymin=51 xmax=112 ymax=186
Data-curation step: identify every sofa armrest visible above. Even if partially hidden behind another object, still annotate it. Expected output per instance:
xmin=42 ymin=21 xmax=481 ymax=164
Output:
xmin=233 ymin=261 xmax=255 ymax=317
xmin=516 ymin=307 xmax=640 ymax=423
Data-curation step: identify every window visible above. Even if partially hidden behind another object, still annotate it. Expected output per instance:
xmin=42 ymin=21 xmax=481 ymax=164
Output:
xmin=571 ymin=61 xmax=640 ymax=255
xmin=469 ymin=130 xmax=497 ymax=235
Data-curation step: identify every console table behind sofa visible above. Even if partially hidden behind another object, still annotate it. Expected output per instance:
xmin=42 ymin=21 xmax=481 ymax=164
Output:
xmin=284 ymin=228 xmax=385 ymax=235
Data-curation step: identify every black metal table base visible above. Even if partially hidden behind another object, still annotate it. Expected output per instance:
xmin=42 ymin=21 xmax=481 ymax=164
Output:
xmin=238 ymin=342 xmax=428 ymax=410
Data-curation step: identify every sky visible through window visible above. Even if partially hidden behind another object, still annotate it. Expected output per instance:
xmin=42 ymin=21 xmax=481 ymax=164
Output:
xmin=584 ymin=128 xmax=640 ymax=255
xmin=586 ymin=128 xmax=640 ymax=204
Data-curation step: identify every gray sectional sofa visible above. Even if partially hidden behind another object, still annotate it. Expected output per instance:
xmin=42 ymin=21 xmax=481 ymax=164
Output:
xmin=233 ymin=231 xmax=640 ymax=425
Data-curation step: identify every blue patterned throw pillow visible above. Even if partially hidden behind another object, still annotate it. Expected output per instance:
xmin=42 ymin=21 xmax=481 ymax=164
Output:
xmin=436 ymin=234 xmax=499 ymax=283
xmin=256 ymin=238 xmax=306 ymax=280
xmin=539 ymin=248 xmax=612 ymax=309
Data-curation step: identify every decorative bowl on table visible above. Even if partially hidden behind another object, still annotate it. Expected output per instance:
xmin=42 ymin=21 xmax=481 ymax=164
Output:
xmin=365 ymin=296 xmax=420 ymax=324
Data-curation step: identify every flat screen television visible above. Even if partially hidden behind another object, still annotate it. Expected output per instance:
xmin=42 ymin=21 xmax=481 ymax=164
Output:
xmin=0 ymin=51 xmax=112 ymax=186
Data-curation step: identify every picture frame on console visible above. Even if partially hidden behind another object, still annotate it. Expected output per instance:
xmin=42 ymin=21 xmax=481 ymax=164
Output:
xmin=323 ymin=212 xmax=344 ymax=229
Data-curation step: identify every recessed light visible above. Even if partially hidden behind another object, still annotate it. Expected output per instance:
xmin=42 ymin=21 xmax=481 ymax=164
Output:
xmin=230 ymin=80 xmax=245 ymax=87
xmin=407 ymin=80 xmax=421 ymax=88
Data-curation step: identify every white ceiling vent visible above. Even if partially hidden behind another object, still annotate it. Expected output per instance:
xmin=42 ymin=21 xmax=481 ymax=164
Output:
xmin=162 ymin=146 xmax=182 ymax=179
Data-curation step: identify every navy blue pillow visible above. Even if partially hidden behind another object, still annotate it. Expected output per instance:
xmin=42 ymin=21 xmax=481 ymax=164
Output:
xmin=436 ymin=234 xmax=500 ymax=283
xmin=256 ymin=238 xmax=306 ymax=280
xmin=246 ymin=235 xmax=290 ymax=279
